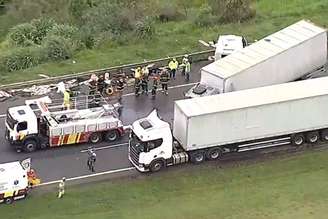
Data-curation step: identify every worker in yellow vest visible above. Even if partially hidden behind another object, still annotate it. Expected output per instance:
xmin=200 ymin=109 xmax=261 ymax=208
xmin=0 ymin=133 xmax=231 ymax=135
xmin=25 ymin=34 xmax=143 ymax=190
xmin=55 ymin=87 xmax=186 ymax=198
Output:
xmin=63 ymin=89 xmax=71 ymax=110
xmin=135 ymin=67 xmax=142 ymax=80
xmin=58 ymin=177 xmax=66 ymax=198
xmin=168 ymin=58 xmax=179 ymax=79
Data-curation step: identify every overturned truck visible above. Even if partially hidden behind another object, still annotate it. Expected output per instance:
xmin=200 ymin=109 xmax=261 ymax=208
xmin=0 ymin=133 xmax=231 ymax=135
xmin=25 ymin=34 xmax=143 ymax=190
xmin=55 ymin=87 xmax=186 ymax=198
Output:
xmin=186 ymin=20 xmax=328 ymax=97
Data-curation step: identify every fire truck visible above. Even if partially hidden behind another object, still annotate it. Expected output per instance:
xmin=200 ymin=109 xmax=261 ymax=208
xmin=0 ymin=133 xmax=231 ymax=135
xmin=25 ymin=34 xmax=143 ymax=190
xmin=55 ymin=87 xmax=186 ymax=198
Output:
xmin=5 ymin=96 xmax=125 ymax=152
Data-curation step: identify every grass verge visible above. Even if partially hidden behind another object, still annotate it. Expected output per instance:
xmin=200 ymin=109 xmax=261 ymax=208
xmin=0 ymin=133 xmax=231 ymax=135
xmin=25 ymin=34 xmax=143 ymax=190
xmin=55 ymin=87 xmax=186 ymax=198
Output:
xmin=2 ymin=149 xmax=328 ymax=219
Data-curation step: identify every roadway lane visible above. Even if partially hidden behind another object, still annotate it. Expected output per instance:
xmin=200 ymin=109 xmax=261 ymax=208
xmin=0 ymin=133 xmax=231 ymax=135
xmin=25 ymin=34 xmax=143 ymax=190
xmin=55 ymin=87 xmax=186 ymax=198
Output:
xmin=0 ymin=61 xmax=209 ymax=182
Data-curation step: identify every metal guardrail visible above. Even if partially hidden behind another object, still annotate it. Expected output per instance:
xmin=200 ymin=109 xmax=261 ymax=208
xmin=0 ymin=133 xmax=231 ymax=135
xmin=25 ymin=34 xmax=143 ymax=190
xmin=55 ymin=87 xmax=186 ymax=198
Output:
xmin=0 ymin=49 xmax=215 ymax=90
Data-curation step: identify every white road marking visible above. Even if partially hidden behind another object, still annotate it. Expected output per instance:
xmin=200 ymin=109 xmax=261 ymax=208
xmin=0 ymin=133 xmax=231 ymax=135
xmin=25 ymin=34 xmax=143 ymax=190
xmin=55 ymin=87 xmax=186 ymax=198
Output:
xmin=0 ymin=82 xmax=197 ymax=118
xmin=35 ymin=166 xmax=136 ymax=187
xmin=80 ymin=142 xmax=129 ymax=153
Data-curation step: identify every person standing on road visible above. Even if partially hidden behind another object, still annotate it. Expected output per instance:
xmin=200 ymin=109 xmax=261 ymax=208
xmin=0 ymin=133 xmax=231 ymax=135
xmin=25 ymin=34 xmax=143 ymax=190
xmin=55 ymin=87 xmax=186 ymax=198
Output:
xmin=184 ymin=60 xmax=191 ymax=82
xmin=141 ymin=75 xmax=149 ymax=95
xmin=88 ymin=74 xmax=98 ymax=96
xmin=58 ymin=177 xmax=66 ymax=198
xmin=151 ymin=75 xmax=159 ymax=99
xmin=97 ymin=75 xmax=105 ymax=95
xmin=160 ymin=69 xmax=170 ymax=95
xmin=168 ymin=58 xmax=178 ymax=79
xmin=142 ymin=66 xmax=149 ymax=78
xmin=181 ymin=54 xmax=189 ymax=76
xmin=134 ymin=67 xmax=142 ymax=80
xmin=116 ymin=77 xmax=125 ymax=102
xmin=135 ymin=78 xmax=142 ymax=97
xmin=63 ymin=89 xmax=71 ymax=110
xmin=87 ymin=147 xmax=97 ymax=172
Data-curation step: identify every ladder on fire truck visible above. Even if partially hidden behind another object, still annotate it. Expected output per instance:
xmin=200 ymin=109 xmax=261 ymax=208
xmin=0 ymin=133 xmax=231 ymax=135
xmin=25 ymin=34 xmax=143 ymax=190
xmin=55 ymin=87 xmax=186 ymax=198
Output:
xmin=25 ymin=95 xmax=121 ymax=127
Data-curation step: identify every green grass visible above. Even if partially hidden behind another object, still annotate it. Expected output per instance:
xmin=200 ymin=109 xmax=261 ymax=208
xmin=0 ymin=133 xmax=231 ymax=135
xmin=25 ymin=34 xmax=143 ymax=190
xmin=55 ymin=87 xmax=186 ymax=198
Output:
xmin=2 ymin=150 xmax=328 ymax=219
xmin=1 ymin=0 xmax=328 ymax=84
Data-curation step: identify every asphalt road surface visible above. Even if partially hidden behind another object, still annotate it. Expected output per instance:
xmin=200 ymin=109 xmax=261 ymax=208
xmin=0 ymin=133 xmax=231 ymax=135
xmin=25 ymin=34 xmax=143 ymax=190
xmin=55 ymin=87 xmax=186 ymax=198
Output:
xmin=1 ymin=60 xmax=327 ymax=183
xmin=0 ymin=61 xmax=209 ymax=182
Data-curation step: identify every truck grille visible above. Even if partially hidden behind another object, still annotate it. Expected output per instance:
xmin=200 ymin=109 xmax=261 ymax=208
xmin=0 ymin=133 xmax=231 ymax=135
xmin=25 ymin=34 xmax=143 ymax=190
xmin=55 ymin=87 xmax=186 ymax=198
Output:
xmin=129 ymin=142 xmax=141 ymax=166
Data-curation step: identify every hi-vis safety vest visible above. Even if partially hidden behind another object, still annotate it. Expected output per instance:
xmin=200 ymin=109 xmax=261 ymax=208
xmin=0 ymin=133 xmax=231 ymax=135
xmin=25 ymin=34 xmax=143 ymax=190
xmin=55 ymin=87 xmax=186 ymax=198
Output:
xmin=63 ymin=91 xmax=70 ymax=105
xmin=169 ymin=60 xmax=178 ymax=70
xmin=185 ymin=62 xmax=191 ymax=73
xmin=135 ymin=69 xmax=142 ymax=79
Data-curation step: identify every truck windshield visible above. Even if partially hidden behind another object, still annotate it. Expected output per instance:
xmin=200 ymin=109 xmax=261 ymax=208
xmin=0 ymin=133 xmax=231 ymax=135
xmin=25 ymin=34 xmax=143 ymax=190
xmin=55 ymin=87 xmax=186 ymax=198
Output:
xmin=130 ymin=131 xmax=163 ymax=152
xmin=130 ymin=132 xmax=146 ymax=152
xmin=6 ymin=110 xmax=17 ymax=130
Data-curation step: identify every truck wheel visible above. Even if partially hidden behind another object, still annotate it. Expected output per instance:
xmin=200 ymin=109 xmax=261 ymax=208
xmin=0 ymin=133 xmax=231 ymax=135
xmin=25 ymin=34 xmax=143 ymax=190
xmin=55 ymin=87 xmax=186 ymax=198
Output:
xmin=5 ymin=197 xmax=14 ymax=204
xmin=190 ymin=151 xmax=205 ymax=164
xmin=291 ymin=133 xmax=305 ymax=146
xmin=150 ymin=160 xmax=165 ymax=172
xmin=89 ymin=133 xmax=102 ymax=144
xmin=24 ymin=140 xmax=37 ymax=153
xmin=320 ymin=129 xmax=328 ymax=141
xmin=104 ymin=130 xmax=119 ymax=142
xmin=206 ymin=148 xmax=223 ymax=161
xmin=306 ymin=131 xmax=319 ymax=144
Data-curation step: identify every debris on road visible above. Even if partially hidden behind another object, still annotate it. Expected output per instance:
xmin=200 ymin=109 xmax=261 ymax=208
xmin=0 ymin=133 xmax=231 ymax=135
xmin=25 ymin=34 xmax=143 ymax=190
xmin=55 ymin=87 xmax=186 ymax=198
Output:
xmin=0 ymin=90 xmax=12 ymax=102
xmin=20 ymin=84 xmax=55 ymax=96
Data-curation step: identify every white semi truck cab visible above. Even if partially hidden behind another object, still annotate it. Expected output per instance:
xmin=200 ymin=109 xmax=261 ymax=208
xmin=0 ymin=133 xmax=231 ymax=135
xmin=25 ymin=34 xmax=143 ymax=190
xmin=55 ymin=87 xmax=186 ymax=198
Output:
xmin=128 ymin=110 xmax=188 ymax=172
xmin=214 ymin=35 xmax=247 ymax=60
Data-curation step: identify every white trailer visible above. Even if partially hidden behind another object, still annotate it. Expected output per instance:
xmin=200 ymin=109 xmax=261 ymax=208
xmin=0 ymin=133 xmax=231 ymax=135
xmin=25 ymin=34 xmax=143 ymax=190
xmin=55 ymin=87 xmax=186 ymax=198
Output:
xmin=129 ymin=76 xmax=328 ymax=172
xmin=186 ymin=20 xmax=328 ymax=98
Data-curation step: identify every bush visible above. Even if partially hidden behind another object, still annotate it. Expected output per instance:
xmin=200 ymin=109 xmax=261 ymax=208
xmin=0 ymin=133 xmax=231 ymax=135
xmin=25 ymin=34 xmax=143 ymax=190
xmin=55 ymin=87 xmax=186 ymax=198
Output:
xmin=78 ymin=25 xmax=96 ymax=49
xmin=221 ymin=0 xmax=255 ymax=23
xmin=49 ymin=24 xmax=85 ymax=50
xmin=49 ymin=24 xmax=78 ymax=40
xmin=7 ymin=18 xmax=56 ymax=46
xmin=192 ymin=4 xmax=218 ymax=27
xmin=0 ymin=46 xmax=44 ymax=72
xmin=134 ymin=16 xmax=155 ymax=40
xmin=210 ymin=0 xmax=256 ymax=23
xmin=43 ymin=35 xmax=74 ymax=61
xmin=81 ymin=1 xmax=133 ymax=36
xmin=30 ymin=18 xmax=56 ymax=45
xmin=7 ymin=23 xmax=36 ymax=46
xmin=69 ymin=0 xmax=95 ymax=22
xmin=157 ymin=2 xmax=183 ymax=22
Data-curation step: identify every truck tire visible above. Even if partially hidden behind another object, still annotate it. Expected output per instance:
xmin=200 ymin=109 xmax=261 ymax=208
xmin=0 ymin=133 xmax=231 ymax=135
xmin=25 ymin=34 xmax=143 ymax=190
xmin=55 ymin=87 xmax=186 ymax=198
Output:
xmin=104 ymin=130 xmax=119 ymax=142
xmin=5 ymin=197 xmax=13 ymax=204
xmin=306 ymin=131 xmax=319 ymax=144
xmin=150 ymin=159 xmax=165 ymax=172
xmin=190 ymin=151 xmax=205 ymax=164
xmin=320 ymin=129 xmax=328 ymax=141
xmin=89 ymin=133 xmax=102 ymax=144
xmin=291 ymin=133 xmax=305 ymax=146
xmin=205 ymin=147 xmax=223 ymax=161
xmin=23 ymin=140 xmax=37 ymax=153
